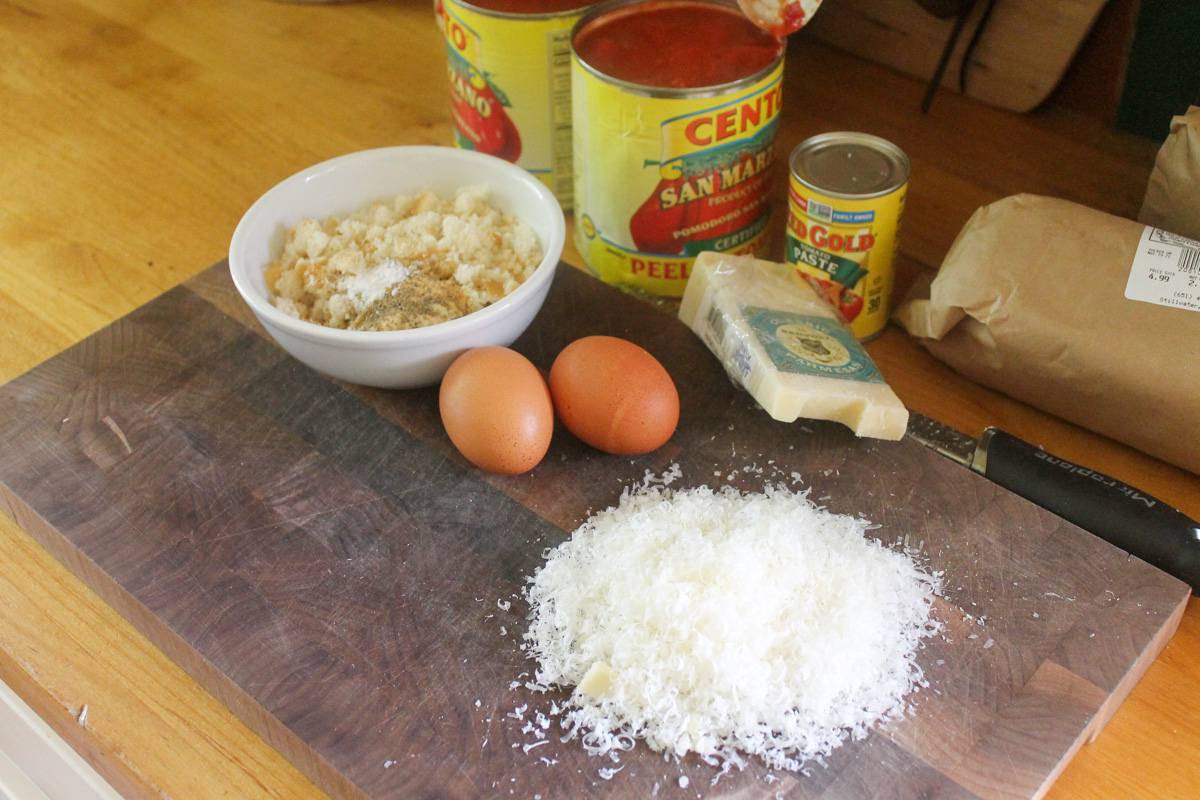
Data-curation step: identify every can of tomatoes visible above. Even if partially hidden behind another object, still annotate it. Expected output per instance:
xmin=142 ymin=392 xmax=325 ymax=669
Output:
xmin=571 ymin=0 xmax=786 ymax=297
xmin=785 ymin=132 xmax=910 ymax=341
xmin=437 ymin=0 xmax=594 ymax=207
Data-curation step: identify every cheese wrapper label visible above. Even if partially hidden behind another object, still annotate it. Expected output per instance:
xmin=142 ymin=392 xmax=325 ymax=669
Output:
xmin=679 ymin=251 xmax=909 ymax=439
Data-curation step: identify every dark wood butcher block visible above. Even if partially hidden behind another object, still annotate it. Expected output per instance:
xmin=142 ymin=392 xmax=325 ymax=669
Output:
xmin=0 ymin=263 xmax=1188 ymax=800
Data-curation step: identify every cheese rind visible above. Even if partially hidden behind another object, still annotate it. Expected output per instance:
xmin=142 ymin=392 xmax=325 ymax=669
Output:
xmin=679 ymin=252 xmax=909 ymax=439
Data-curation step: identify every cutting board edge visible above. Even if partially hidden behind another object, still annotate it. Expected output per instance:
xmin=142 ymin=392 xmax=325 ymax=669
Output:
xmin=1086 ymin=585 xmax=1190 ymax=742
xmin=0 ymin=481 xmax=370 ymax=800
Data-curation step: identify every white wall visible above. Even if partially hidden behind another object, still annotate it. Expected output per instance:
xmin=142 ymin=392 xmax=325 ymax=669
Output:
xmin=0 ymin=679 xmax=124 ymax=800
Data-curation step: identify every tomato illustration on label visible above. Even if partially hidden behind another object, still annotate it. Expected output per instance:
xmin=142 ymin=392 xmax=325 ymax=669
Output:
xmin=447 ymin=63 xmax=522 ymax=164
xmin=629 ymin=178 xmax=688 ymax=254
xmin=630 ymin=131 xmax=775 ymax=255
xmin=808 ymin=275 xmax=865 ymax=323
xmin=838 ymin=288 xmax=864 ymax=322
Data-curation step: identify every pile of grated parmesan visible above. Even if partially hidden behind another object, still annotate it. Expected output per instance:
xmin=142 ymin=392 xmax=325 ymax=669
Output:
xmin=522 ymin=477 xmax=942 ymax=773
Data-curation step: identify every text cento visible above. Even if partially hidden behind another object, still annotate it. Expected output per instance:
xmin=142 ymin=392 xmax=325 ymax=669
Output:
xmin=683 ymin=85 xmax=782 ymax=147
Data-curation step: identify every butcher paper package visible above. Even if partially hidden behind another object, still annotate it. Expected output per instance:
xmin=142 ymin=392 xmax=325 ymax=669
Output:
xmin=894 ymin=194 xmax=1200 ymax=475
xmin=1139 ymin=106 xmax=1200 ymax=240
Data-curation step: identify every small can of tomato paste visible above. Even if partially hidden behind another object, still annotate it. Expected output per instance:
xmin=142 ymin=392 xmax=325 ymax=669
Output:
xmin=785 ymin=132 xmax=910 ymax=341
xmin=437 ymin=0 xmax=594 ymax=207
xmin=571 ymin=0 xmax=786 ymax=297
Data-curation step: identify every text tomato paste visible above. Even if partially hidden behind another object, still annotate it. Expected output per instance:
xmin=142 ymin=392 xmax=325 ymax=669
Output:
xmin=571 ymin=0 xmax=785 ymax=297
xmin=786 ymin=132 xmax=910 ymax=341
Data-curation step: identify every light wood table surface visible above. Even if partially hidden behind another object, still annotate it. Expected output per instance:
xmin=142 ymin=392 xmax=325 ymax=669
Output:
xmin=1 ymin=2 xmax=1196 ymax=799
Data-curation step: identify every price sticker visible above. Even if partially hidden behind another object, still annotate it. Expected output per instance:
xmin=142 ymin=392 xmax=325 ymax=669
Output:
xmin=1125 ymin=226 xmax=1200 ymax=313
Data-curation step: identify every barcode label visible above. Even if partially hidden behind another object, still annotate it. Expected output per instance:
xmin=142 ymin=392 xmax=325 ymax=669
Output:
xmin=1179 ymin=247 xmax=1199 ymax=273
xmin=547 ymin=29 xmax=574 ymax=205
xmin=1125 ymin=227 xmax=1200 ymax=312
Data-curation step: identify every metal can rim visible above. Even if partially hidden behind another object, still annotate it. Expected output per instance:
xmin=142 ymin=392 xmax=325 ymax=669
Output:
xmin=789 ymin=132 xmax=911 ymax=200
xmin=446 ymin=0 xmax=596 ymax=22
xmin=570 ymin=0 xmax=786 ymax=100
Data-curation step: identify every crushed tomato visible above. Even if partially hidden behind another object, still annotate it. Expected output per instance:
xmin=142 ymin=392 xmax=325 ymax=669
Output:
xmin=573 ymin=1 xmax=783 ymax=89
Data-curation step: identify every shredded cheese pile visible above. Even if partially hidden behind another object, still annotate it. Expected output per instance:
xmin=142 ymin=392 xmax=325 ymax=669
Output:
xmin=523 ymin=479 xmax=941 ymax=772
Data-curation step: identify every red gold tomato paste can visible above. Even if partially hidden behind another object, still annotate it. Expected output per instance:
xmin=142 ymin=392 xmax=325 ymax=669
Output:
xmin=785 ymin=132 xmax=910 ymax=341
xmin=571 ymin=0 xmax=786 ymax=297
xmin=437 ymin=0 xmax=594 ymax=207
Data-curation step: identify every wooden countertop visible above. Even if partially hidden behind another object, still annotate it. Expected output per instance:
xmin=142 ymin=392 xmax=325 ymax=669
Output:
xmin=0 ymin=2 xmax=1195 ymax=799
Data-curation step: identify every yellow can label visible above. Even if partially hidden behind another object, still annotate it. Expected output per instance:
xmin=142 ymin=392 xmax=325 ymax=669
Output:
xmin=572 ymin=59 xmax=784 ymax=297
xmin=439 ymin=0 xmax=581 ymax=206
xmin=785 ymin=178 xmax=905 ymax=340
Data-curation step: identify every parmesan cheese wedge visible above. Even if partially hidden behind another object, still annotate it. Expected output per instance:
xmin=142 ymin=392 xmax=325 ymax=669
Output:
xmin=679 ymin=252 xmax=909 ymax=439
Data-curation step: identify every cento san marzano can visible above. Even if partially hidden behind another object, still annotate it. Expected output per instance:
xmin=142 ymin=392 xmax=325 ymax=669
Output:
xmin=437 ymin=0 xmax=593 ymax=207
xmin=786 ymin=132 xmax=910 ymax=341
xmin=571 ymin=0 xmax=785 ymax=297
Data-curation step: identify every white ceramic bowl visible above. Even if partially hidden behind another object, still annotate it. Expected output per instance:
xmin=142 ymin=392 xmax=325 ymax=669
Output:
xmin=229 ymin=146 xmax=565 ymax=388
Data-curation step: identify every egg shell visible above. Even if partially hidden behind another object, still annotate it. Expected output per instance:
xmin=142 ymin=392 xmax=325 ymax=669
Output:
xmin=439 ymin=346 xmax=554 ymax=474
xmin=549 ymin=335 xmax=679 ymax=455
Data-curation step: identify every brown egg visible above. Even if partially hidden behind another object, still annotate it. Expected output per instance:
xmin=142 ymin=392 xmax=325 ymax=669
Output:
xmin=439 ymin=347 xmax=554 ymax=475
xmin=549 ymin=335 xmax=679 ymax=455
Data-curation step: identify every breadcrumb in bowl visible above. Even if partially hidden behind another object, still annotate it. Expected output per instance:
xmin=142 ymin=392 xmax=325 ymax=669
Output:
xmin=229 ymin=147 xmax=565 ymax=388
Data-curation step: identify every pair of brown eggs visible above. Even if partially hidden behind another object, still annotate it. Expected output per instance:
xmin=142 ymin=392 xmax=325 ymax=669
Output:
xmin=439 ymin=335 xmax=680 ymax=474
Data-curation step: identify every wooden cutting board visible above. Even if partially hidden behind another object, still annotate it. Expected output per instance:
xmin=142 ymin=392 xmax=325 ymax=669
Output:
xmin=801 ymin=0 xmax=1108 ymax=113
xmin=0 ymin=263 xmax=1187 ymax=800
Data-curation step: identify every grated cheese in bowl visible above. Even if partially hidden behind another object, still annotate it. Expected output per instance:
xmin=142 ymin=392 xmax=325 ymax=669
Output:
xmin=522 ymin=476 xmax=942 ymax=773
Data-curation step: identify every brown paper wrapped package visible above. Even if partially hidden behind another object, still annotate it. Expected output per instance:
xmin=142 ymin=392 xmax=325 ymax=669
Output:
xmin=1140 ymin=106 xmax=1200 ymax=240
xmin=894 ymin=194 xmax=1200 ymax=475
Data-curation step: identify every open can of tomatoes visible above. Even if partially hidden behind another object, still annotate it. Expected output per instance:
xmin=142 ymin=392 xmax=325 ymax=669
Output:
xmin=785 ymin=132 xmax=910 ymax=341
xmin=437 ymin=0 xmax=594 ymax=208
xmin=571 ymin=0 xmax=786 ymax=297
